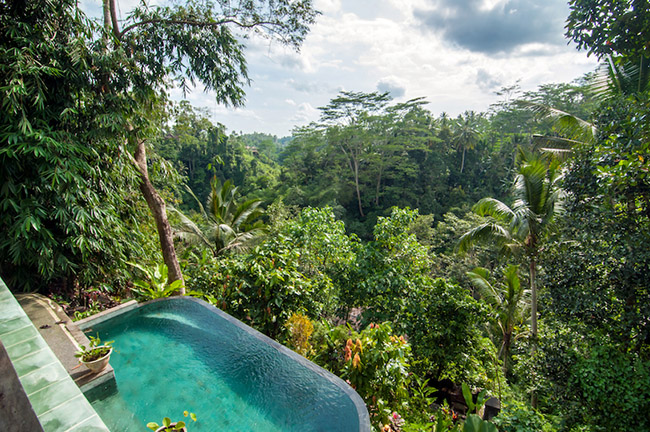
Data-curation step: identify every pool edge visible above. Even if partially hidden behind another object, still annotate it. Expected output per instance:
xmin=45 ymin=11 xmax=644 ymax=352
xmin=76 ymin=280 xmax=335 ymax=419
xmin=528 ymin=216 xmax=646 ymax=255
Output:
xmin=181 ymin=297 xmax=372 ymax=432
xmin=76 ymin=300 xmax=139 ymax=331
xmin=83 ymin=295 xmax=372 ymax=432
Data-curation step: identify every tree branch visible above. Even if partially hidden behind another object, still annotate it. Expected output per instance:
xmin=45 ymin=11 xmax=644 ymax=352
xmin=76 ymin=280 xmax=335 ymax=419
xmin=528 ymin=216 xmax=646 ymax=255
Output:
xmin=119 ymin=17 xmax=281 ymax=39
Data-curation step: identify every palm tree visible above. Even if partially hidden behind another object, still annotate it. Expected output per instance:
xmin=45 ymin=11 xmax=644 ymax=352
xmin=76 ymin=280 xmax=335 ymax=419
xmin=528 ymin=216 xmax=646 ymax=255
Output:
xmin=171 ymin=177 xmax=266 ymax=256
xmin=467 ymin=265 xmax=530 ymax=374
xmin=518 ymin=53 xmax=650 ymax=158
xmin=452 ymin=111 xmax=481 ymax=173
xmin=458 ymin=148 xmax=565 ymax=343
xmin=593 ymin=54 xmax=650 ymax=99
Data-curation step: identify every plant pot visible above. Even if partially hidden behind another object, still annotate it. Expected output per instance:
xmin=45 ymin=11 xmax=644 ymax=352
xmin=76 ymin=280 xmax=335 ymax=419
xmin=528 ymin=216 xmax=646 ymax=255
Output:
xmin=155 ymin=424 xmax=187 ymax=432
xmin=80 ymin=347 xmax=112 ymax=373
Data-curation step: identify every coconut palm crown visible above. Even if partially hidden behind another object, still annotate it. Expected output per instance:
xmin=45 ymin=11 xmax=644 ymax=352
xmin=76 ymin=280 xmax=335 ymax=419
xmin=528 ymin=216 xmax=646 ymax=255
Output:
xmin=467 ymin=264 xmax=530 ymax=374
xmin=171 ymin=177 xmax=266 ymax=256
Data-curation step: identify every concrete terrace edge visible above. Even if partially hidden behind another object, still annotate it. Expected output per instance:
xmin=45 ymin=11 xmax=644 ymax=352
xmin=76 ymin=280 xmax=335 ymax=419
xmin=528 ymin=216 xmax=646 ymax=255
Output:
xmin=16 ymin=293 xmax=116 ymax=394
xmin=0 ymin=340 xmax=44 ymax=432
xmin=0 ymin=278 xmax=110 ymax=432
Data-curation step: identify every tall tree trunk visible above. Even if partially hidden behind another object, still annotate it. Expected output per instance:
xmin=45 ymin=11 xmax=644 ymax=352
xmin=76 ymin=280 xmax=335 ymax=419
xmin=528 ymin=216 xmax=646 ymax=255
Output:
xmin=108 ymin=0 xmax=120 ymax=38
xmin=530 ymin=257 xmax=537 ymax=340
xmin=340 ymin=142 xmax=365 ymax=217
xmin=460 ymin=147 xmax=466 ymax=173
xmin=501 ymin=331 xmax=512 ymax=375
xmin=104 ymin=1 xmax=183 ymax=292
xmin=375 ymin=151 xmax=384 ymax=207
xmin=102 ymin=0 xmax=112 ymax=34
xmin=353 ymin=157 xmax=364 ymax=217
xmin=133 ymin=140 xmax=185 ymax=293
xmin=529 ymin=257 xmax=538 ymax=408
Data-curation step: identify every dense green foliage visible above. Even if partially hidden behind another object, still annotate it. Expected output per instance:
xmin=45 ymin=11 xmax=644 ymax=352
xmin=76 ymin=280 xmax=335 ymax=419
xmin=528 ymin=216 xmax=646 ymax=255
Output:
xmin=0 ymin=0 xmax=318 ymax=291
xmin=566 ymin=0 xmax=650 ymax=59
xmin=528 ymin=94 xmax=650 ymax=430
xmin=0 ymin=0 xmax=153 ymax=291
xmin=155 ymin=102 xmax=281 ymax=209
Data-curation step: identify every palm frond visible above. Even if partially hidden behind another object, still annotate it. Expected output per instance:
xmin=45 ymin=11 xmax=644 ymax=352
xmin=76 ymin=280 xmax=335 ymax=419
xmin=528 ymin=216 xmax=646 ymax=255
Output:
xmin=516 ymin=100 xmax=596 ymax=144
xmin=232 ymin=199 xmax=264 ymax=228
xmin=467 ymin=267 xmax=502 ymax=306
xmin=514 ymin=152 xmax=550 ymax=214
xmin=503 ymin=264 xmax=521 ymax=301
xmin=176 ymin=178 xmax=266 ymax=256
xmin=532 ymin=134 xmax=584 ymax=150
xmin=472 ymin=198 xmax=515 ymax=221
xmin=532 ymin=135 xmax=583 ymax=161
xmin=591 ymin=59 xmax=620 ymax=100
xmin=457 ymin=222 xmax=512 ymax=254
xmin=168 ymin=205 xmax=213 ymax=251
xmin=183 ymin=184 xmax=208 ymax=221
xmin=217 ymin=223 xmax=237 ymax=244
xmin=218 ymin=230 xmax=261 ymax=254
xmin=591 ymin=55 xmax=650 ymax=100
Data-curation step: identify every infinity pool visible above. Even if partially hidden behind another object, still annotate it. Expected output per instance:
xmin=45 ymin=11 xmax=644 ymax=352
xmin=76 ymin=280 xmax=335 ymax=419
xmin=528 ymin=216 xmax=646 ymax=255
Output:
xmin=83 ymin=297 xmax=369 ymax=432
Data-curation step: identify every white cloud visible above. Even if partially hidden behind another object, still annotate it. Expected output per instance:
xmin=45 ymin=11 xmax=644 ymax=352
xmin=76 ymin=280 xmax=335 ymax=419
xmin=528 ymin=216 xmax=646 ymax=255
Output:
xmin=314 ymin=0 xmax=342 ymax=14
xmin=291 ymin=102 xmax=320 ymax=125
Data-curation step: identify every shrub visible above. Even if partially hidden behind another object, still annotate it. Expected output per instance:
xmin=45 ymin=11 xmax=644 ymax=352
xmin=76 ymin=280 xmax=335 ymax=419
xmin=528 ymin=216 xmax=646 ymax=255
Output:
xmin=185 ymin=237 xmax=333 ymax=339
xmin=284 ymin=313 xmax=314 ymax=357
xmin=566 ymin=342 xmax=650 ymax=431
xmin=309 ymin=320 xmax=353 ymax=374
xmin=404 ymin=279 xmax=498 ymax=389
xmin=340 ymin=322 xmax=412 ymax=429
xmin=492 ymin=400 xmax=555 ymax=432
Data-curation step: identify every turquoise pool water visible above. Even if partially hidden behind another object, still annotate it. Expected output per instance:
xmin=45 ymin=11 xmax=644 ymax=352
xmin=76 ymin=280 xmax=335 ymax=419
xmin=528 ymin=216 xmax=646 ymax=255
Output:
xmin=84 ymin=298 xmax=369 ymax=432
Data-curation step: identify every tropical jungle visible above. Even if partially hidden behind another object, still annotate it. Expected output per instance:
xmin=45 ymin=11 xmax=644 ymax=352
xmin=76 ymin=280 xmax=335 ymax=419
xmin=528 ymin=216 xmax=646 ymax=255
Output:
xmin=1 ymin=0 xmax=649 ymax=431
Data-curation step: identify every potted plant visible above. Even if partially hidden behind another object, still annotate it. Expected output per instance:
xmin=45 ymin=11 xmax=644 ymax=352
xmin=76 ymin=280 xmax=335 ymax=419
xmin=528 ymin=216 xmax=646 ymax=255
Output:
xmin=75 ymin=335 xmax=113 ymax=373
xmin=147 ymin=412 xmax=197 ymax=432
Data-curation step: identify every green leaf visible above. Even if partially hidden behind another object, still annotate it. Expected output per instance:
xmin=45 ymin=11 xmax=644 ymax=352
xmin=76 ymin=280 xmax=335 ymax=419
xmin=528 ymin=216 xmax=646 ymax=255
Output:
xmin=463 ymin=414 xmax=498 ymax=432
xmin=462 ymin=382 xmax=476 ymax=412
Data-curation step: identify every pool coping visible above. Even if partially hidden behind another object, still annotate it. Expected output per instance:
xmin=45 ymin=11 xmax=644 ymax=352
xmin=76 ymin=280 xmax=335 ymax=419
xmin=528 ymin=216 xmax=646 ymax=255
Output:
xmin=79 ymin=296 xmax=372 ymax=432
xmin=75 ymin=300 xmax=138 ymax=331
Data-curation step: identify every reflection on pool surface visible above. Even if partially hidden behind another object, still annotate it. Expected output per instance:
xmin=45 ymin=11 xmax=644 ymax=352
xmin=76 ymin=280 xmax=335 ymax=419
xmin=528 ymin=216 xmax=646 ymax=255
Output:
xmin=84 ymin=297 xmax=370 ymax=432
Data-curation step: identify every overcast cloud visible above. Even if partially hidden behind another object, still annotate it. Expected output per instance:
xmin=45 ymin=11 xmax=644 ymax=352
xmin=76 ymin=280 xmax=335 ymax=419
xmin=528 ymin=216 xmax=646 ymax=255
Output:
xmin=414 ymin=0 xmax=568 ymax=54
xmin=377 ymin=76 xmax=408 ymax=98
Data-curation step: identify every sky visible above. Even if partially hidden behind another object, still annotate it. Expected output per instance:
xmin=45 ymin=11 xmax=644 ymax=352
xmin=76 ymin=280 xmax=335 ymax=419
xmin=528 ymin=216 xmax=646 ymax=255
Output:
xmin=83 ymin=0 xmax=599 ymax=137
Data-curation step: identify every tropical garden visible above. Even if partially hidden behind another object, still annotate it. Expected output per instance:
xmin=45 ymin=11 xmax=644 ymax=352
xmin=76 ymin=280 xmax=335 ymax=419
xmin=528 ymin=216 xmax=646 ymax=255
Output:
xmin=1 ymin=0 xmax=649 ymax=431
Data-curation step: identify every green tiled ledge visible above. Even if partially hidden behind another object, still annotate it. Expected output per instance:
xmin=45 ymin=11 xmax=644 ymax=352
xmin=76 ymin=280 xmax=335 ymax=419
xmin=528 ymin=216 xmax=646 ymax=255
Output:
xmin=0 ymin=278 xmax=110 ymax=432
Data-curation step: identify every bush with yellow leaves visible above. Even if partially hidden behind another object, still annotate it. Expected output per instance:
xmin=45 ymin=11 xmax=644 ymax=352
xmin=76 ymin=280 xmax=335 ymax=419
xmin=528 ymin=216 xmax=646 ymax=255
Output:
xmin=284 ymin=312 xmax=314 ymax=357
